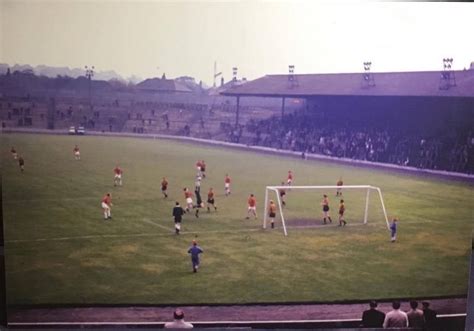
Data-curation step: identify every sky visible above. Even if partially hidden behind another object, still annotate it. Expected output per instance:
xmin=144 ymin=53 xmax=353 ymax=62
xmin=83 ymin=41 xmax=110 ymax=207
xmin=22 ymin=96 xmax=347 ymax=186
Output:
xmin=1 ymin=0 xmax=473 ymax=85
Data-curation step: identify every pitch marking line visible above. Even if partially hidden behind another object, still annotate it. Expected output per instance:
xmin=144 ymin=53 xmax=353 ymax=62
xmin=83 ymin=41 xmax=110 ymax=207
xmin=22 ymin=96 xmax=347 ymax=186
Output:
xmin=4 ymin=227 xmax=263 ymax=244
xmin=5 ymin=221 xmax=377 ymax=244
xmin=7 ymin=314 xmax=466 ymax=326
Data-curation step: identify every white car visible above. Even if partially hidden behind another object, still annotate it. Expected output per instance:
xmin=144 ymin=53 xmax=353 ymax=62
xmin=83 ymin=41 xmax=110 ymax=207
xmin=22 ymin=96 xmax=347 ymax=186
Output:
xmin=68 ymin=126 xmax=76 ymax=135
xmin=77 ymin=126 xmax=85 ymax=135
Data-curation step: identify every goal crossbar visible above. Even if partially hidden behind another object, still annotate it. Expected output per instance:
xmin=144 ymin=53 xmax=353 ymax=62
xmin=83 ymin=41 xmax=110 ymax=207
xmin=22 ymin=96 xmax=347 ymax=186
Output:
xmin=263 ymin=185 xmax=390 ymax=236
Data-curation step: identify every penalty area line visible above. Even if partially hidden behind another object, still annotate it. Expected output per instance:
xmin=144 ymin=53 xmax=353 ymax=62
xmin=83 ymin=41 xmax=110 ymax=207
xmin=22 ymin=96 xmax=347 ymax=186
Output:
xmin=5 ymin=227 xmax=264 ymax=244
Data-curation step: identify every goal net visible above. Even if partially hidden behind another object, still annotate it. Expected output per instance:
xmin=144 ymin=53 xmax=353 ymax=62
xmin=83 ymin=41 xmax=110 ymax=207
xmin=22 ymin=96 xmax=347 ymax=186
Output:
xmin=263 ymin=185 xmax=390 ymax=236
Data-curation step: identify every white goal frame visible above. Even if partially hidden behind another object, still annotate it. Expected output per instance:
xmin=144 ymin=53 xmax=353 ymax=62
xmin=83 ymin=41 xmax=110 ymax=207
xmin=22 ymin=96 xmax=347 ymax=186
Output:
xmin=263 ymin=185 xmax=390 ymax=236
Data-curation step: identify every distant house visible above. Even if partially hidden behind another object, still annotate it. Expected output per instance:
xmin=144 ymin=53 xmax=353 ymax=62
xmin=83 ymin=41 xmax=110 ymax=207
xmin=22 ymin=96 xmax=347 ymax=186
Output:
xmin=136 ymin=77 xmax=192 ymax=94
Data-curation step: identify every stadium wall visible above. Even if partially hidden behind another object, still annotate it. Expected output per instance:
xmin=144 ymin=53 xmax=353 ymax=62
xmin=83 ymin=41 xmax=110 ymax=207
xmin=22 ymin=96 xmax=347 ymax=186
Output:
xmin=2 ymin=127 xmax=473 ymax=182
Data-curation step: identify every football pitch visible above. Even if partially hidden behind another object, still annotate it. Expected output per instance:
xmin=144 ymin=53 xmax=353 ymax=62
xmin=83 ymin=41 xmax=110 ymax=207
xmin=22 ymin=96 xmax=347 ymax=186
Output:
xmin=2 ymin=133 xmax=473 ymax=305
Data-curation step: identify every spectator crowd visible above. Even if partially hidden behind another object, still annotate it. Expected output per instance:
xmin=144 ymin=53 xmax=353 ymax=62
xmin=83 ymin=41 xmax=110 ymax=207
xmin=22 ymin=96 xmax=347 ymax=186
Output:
xmin=245 ymin=112 xmax=474 ymax=174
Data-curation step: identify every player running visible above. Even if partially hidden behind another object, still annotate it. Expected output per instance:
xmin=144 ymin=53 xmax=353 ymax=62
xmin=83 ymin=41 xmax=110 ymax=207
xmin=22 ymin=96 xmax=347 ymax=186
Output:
xmin=73 ymin=145 xmax=80 ymax=160
xmin=194 ymin=174 xmax=202 ymax=193
xmin=279 ymin=182 xmax=286 ymax=206
xmin=390 ymin=218 xmax=398 ymax=242
xmin=196 ymin=160 xmax=203 ymax=177
xmin=161 ymin=177 xmax=168 ymax=198
xmin=338 ymin=199 xmax=347 ymax=226
xmin=113 ymin=165 xmax=123 ymax=186
xmin=101 ymin=193 xmax=112 ymax=220
xmin=268 ymin=200 xmax=277 ymax=229
xmin=18 ymin=155 xmax=25 ymax=172
xmin=172 ymin=202 xmax=185 ymax=235
xmin=207 ymin=188 xmax=217 ymax=212
xmin=336 ymin=177 xmax=343 ymax=196
xmin=183 ymin=188 xmax=194 ymax=212
xmin=224 ymin=174 xmax=231 ymax=196
xmin=200 ymin=160 xmax=206 ymax=178
xmin=287 ymin=170 xmax=293 ymax=186
xmin=194 ymin=188 xmax=203 ymax=218
xmin=246 ymin=194 xmax=257 ymax=220
xmin=321 ymin=194 xmax=333 ymax=224
xmin=188 ymin=240 xmax=203 ymax=273
xmin=11 ymin=147 xmax=17 ymax=159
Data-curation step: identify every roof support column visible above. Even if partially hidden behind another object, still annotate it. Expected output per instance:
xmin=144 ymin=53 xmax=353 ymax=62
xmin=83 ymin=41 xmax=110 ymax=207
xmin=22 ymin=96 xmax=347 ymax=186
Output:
xmin=235 ymin=96 xmax=240 ymax=126
xmin=281 ymin=97 xmax=286 ymax=119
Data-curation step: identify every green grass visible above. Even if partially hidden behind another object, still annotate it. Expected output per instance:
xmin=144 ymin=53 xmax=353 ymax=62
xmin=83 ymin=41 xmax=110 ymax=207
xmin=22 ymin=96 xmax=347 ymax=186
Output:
xmin=2 ymin=133 xmax=473 ymax=305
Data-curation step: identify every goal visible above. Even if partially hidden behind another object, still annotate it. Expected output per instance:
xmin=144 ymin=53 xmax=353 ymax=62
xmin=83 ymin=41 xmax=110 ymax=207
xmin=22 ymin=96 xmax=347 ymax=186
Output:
xmin=263 ymin=185 xmax=390 ymax=236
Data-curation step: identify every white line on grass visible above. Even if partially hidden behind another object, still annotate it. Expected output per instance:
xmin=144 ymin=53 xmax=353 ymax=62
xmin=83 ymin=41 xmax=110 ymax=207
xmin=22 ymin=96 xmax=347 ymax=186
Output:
xmin=7 ymin=313 xmax=466 ymax=326
xmin=5 ymin=220 xmax=375 ymax=244
xmin=4 ymin=227 xmax=263 ymax=244
xmin=140 ymin=217 xmax=171 ymax=231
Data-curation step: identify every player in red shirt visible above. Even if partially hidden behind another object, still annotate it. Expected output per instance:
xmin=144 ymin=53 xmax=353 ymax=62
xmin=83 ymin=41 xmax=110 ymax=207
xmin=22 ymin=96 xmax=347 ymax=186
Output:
xmin=287 ymin=170 xmax=293 ymax=186
xmin=224 ymin=174 xmax=231 ymax=196
xmin=196 ymin=160 xmax=203 ymax=174
xmin=113 ymin=165 xmax=123 ymax=186
xmin=246 ymin=194 xmax=257 ymax=220
xmin=161 ymin=177 xmax=168 ymax=198
xmin=207 ymin=187 xmax=217 ymax=212
xmin=73 ymin=145 xmax=80 ymax=160
xmin=101 ymin=193 xmax=112 ymax=220
xmin=184 ymin=188 xmax=194 ymax=212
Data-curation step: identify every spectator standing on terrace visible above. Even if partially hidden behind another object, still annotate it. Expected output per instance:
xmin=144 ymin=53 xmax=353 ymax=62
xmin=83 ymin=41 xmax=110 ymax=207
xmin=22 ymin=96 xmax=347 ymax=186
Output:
xmin=361 ymin=300 xmax=385 ymax=328
xmin=164 ymin=308 xmax=193 ymax=329
xmin=422 ymin=301 xmax=437 ymax=330
xmin=188 ymin=240 xmax=203 ymax=273
xmin=10 ymin=146 xmax=17 ymax=159
xmin=161 ymin=177 xmax=168 ymax=198
xmin=73 ymin=145 xmax=80 ymax=160
xmin=406 ymin=300 xmax=425 ymax=329
xmin=172 ymin=202 xmax=184 ymax=235
xmin=321 ymin=194 xmax=332 ymax=224
xmin=113 ymin=165 xmax=123 ymax=186
xmin=224 ymin=174 xmax=231 ymax=196
xmin=383 ymin=301 xmax=408 ymax=328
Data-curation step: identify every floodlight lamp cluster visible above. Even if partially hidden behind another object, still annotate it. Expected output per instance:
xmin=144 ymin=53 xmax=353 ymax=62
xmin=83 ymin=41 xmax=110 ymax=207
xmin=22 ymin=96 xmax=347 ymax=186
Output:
xmin=84 ymin=65 xmax=95 ymax=79
xmin=363 ymin=62 xmax=372 ymax=71
xmin=443 ymin=58 xmax=453 ymax=70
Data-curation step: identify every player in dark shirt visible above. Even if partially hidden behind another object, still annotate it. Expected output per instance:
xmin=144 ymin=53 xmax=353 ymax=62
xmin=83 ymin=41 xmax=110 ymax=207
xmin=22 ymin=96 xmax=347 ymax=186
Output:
xmin=338 ymin=199 xmax=347 ymax=226
xmin=18 ymin=156 xmax=25 ymax=172
xmin=188 ymin=240 xmax=203 ymax=273
xmin=172 ymin=202 xmax=185 ymax=235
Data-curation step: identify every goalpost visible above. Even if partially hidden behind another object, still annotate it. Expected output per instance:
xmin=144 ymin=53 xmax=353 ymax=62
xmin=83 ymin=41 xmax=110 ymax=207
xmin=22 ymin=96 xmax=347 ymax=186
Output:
xmin=263 ymin=185 xmax=390 ymax=236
